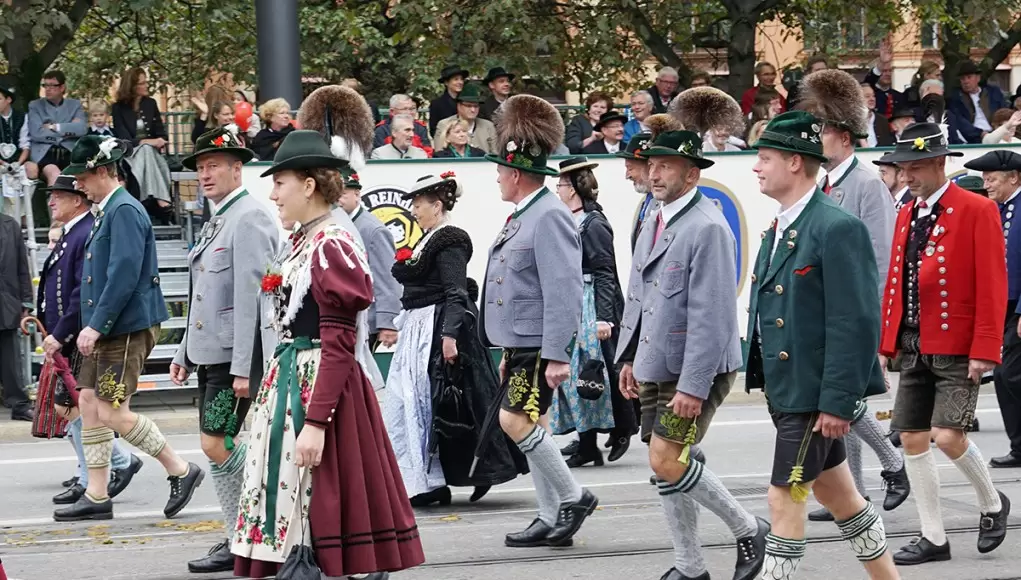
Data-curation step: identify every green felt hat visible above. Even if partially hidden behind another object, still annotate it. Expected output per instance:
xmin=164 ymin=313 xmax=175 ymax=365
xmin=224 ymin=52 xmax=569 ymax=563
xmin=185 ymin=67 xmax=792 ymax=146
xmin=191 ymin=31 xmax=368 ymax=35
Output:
xmin=457 ymin=83 xmax=485 ymax=104
xmin=342 ymin=167 xmax=362 ymax=190
xmin=182 ymin=125 xmax=254 ymax=170
xmin=63 ymin=135 xmax=125 ymax=175
xmin=616 ymin=132 xmax=653 ymax=160
xmin=752 ymin=111 xmax=828 ymax=163
xmin=485 ymin=139 xmax=559 ymax=176
xmin=957 ymin=175 xmax=987 ymax=195
xmin=259 ymin=130 xmax=350 ymax=177
xmin=640 ymin=130 xmax=714 ymax=169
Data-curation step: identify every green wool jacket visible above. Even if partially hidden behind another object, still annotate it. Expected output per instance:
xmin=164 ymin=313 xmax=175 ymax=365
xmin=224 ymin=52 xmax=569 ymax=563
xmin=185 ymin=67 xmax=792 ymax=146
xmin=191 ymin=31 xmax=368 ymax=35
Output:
xmin=745 ymin=189 xmax=886 ymax=420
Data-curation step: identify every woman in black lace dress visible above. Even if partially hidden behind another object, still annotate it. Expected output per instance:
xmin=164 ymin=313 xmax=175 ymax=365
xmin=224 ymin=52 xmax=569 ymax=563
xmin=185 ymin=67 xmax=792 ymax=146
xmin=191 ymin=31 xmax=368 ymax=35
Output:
xmin=383 ymin=173 xmax=526 ymax=507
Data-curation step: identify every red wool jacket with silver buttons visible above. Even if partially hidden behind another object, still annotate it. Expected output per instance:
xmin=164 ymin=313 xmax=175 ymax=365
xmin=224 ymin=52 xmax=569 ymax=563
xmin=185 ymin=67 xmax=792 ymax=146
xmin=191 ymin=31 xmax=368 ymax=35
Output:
xmin=879 ymin=182 xmax=1007 ymax=362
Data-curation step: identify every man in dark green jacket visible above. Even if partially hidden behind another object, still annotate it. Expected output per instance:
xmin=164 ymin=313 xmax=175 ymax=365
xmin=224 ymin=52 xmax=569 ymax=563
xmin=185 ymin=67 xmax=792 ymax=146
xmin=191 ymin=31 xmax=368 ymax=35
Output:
xmin=745 ymin=112 xmax=897 ymax=579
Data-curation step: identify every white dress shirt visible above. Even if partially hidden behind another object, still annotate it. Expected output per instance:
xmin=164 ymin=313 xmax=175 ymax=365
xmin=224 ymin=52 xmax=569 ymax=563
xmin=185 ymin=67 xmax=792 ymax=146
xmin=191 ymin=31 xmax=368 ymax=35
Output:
xmin=603 ymin=139 xmax=621 ymax=154
xmin=772 ymin=186 xmax=815 ymax=260
xmin=515 ymin=186 xmax=545 ymax=214
xmin=658 ymin=186 xmax=699 ymax=227
xmin=865 ymin=112 xmax=878 ymax=148
xmin=821 ymin=154 xmax=856 ymax=189
xmin=1 ymin=110 xmax=30 ymax=149
xmin=62 ymin=210 xmax=89 ymax=234
xmin=95 ymin=184 xmax=121 ymax=213
xmin=209 ymin=185 xmax=245 ymax=215
xmin=916 ymin=180 xmax=951 ymax=218
xmin=970 ymin=91 xmax=993 ymax=132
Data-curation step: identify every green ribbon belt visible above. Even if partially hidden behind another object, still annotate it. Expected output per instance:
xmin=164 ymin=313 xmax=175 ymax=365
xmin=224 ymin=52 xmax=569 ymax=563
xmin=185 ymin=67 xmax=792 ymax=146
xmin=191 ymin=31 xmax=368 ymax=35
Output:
xmin=262 ymin=336 xmax=317 ymax=538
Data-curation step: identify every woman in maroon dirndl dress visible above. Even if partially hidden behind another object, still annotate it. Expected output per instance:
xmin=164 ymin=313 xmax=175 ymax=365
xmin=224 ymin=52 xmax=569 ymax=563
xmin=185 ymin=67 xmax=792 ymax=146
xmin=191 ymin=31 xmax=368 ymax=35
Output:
xmin=232 ymin=128 xmax=424 ymax=578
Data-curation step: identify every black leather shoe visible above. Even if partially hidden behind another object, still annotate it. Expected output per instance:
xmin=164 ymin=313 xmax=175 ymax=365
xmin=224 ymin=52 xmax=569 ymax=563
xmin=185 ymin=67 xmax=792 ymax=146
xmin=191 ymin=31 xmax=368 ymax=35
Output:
xmin=733 ymin=516 xmax=769 ymax=580
xmin=187 ymin=539 xmax=235 ymax=573
xmin=607 ymin=436 xmax=631 ymax=462
xmin=164 ymin=462 xmax=205 ymax=518
xmin=893 ymin=537 xmax=951 ymax=565
xmin=977 ymin=491 xmax=1010 ymax=553
xmin=410 ymin=486 xmax=451 ymax=507
xmin=967 ymin=418 xmax=980 ymax=432
xmin=561 ymin=439 xmax=580 ymax=456
xmin=53 ymin=483 xmax=85 ymax=505
xmin=108 ymin=454 xmax=143 ymax=499
xmin=62 ymin=475 xmax=79 ymax=488
xmin=11 ymin=404 xmax=33 ymax=421
xmin=547 ymin=488 xmax=598 ymax=545
xmin=989 ymin=453 xmax=1021 ymax=468
xmin=881 ymin=466 xmax=910 ymax=511
xmin=505 ymin=518 xmax=555 ymax=547
xmin=650 ymin=475 xmax=657 ymax=485
xmin=889 ymin=431 xmax=902 ymax=448
xmin=659 ymin=567 xmax=710 ymax=580
xmin=808 ymin=506 xmax=835 ymax=522
xmin=566 ymin=449 xmax=604 ymax=468
xmin=53 ymin=495 xmax=113 ymax=522
xmin=469 ymin=485 xmax=491 ymax=503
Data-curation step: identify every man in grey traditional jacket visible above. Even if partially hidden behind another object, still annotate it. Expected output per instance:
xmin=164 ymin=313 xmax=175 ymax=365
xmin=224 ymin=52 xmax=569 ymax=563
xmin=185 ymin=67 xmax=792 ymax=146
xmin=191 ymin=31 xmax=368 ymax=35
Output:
xmin=617 ymin=130 xmax=768 ymax=580
xmin=334 ymin=169 xmax=401 ymax=348
xmin=169 ymin=126 xmax=280 ymax=574
xmin=481 ymin=95 xmax=596 ymax=548
xmin=797 ymin=69 xmax=910 ymax=522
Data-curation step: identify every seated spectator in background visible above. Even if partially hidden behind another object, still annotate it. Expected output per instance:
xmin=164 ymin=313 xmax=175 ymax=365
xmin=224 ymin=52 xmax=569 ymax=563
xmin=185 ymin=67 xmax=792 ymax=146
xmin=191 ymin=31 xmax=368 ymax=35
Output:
xmin=741 ymin=61 xmax=786 ymax=115
xmin=748 ymin=88 xmax=783 ymax=127
xmin=27 ymin=70 xmax=86 ymax=186
xmin=646 ymin=66 xmax=679 ymax=114
xmin=110 ymin=68 xmax=172 ymax=221
xmin=342 ymin=78 xmax=382 ymax=124
xmin=480 ymin=66 xmax=514 ymax=121
xmin=190 ymin=85 xmax=231 ymax=138
xmin=233 ymin=90 xmax=261 ymax=139
xmin=0 ymin=84 xmax=32 ymax=218
xmin=582 ymin=110 xmax=627 ymax=154
xmin=983 ymin=108 xmax=1021 ymax=144
xmin=888 ymin=108 xmax=915 ymax=140
xmin=689 ymin=71 xmax=712 ymax=88
xmin=373 ymin=94 xmax=432 ymax=154
xmin=915 ymin=79 xmax=968 ymax=144
xmin=250 ymin=98 xmax=295 ymax=161
xmin=860 ymin=83 xmax=895 ymax=147
xmin=87 ymin=102 xmax=114 ymax=137
xmin=191 ymin=100 xmax=240 ymax=145
xmin=565 ymin=91 xmax=613 ymax=153
xmin=429 ymin=64 xmax=468 ymax=136
xmin=806 ymin=54 xmax=829 ymax=74
xmin=111 ymin=68 xmax=168 ymax=150
xmin=864 ymin=40 xmax=905 ymax=117
xmin=433 ymin=119 xmax=486 ymax=158
xmin=703 ymin=125 xmax=742 ymax=152
xmin=746 ymin=119 xmax=769 ymax=146
xmin=371 ymin=115 xmax=428 ymax=159
xmin=622 ymin=90 xmax=653 ymax=144
xmin=949 ymin=60 xmax=1007 ymax=143
xmin=433 ymin=83 xmax=497 ymax=153
xmin=903 ymin=61 xmax=942 ymax=110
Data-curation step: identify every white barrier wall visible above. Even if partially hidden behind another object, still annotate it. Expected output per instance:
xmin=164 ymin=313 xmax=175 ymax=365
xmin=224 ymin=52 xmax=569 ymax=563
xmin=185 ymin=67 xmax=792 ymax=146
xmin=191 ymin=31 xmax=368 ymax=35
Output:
xmin=242 ymin=146 xmax=1015 ymax=333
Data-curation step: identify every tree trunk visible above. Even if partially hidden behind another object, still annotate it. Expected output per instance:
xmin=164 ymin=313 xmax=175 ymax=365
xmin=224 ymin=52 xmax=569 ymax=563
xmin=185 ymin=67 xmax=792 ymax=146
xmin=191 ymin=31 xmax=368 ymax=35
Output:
xmin=939 ymin=0 xmax=967 ymax=94
xmin=978 ymin=17 xmax=1021 ymax=87
xmin=724 ymin=11 xmax=757 ymax=100
xmin=621 ymin=4 xmax=694 ymax=84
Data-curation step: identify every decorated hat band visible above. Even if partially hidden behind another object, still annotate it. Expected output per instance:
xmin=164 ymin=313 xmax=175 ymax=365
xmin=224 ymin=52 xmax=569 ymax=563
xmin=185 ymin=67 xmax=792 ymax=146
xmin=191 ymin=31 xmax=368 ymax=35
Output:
xmin=900 ymin=132 xmax=946 ymax=152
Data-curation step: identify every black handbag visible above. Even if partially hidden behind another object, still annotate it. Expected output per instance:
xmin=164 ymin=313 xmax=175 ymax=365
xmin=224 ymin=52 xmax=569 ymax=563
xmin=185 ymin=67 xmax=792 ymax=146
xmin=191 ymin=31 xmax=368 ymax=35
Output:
xmin=575 ymin=357 xmax=606 ymax=401
xmin=432 ymin=359 xmax=475 ymax=441
xmin=277 ymin=516 xmax=320 ymax=580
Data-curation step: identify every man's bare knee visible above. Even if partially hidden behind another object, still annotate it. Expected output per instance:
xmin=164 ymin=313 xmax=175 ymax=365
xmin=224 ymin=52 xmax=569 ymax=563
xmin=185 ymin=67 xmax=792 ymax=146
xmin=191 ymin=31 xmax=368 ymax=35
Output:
xmin=648 ymin=436 xmax=688 ymax=481
xmin=899 ymin=430 xmax=932 ymax=454
xmin=499 ymin=409 xmax=533 ymax=442
xmin=200 ymin=433 xmax=229 ymax=465
xmin=932 ymin=427 xmax=967 ymax=456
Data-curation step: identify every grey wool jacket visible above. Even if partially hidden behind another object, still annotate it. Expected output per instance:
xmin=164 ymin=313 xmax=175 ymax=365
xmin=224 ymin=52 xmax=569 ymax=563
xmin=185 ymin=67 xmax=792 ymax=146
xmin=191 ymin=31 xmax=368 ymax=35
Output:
xmin=350 ymin=205 xmax=402 ymax=332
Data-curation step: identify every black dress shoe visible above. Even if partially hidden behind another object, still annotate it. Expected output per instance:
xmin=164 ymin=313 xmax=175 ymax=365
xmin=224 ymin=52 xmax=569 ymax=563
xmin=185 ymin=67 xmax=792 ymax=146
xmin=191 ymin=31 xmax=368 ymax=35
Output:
xmin=977 ymin=491 xmax=1010 ymax=553
xmin=164 ymin=462 xmax=205 ymax=518
xmin=566 ymin=449 xmax=604 ymax=468
xmin=53 ymin=495 xmax=113 ymax=522
xmin=607 ymin=436 xmax=631 ymax=462
xmin=62 ymin=475 xmax=79 ymax=489
xmin=469 ymin=485 xmax=491 ymax=503
xmin=659 ymin=567 xmax=710 ymax=580
xmin=547 ymin=488 xmax=598 ymax=545
xmin=11 ymin=405 xmax=33 ymax=421
xmin=808 ymin=506 xmax=835 ymax=522
xmin=989 ymin=453 xmax=1021 ymax=468
xmin=881 ymin=466 xmax=910 ymax=511
xmin=733 ymin=517 xmax=769 ymax=580
xmin=893 ymin=537 xmax=951 ymax=565
xmin=108 ymin=454 xmax=143 ymax=499
xmin=410 ymin=486 xmax=451 ymax=507
xmin=967 ymin=418 xmax=980 ymax=432
xmin=650 ymin=475 xmax=657 ymax=485
xmin=53 ymin=483 xmax=85 ymax=505
xmin=505 ymin=518 xmax=554 ymax=547
xmin=561 ymin=439 xmax=580 ymax=456
xmin=187 ymin=539 xmax=235 ymax=573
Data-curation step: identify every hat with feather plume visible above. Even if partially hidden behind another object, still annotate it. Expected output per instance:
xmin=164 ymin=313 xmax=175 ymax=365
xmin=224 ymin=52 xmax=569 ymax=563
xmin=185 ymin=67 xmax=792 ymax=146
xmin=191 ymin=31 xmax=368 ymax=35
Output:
xmin=795 ymin=70 xmax=870 ymax=139
xmin=668 ymin=87 xmax=745 ymax=136
xmin=486 ymin=94 xmax=564 ymax=176
xmin=296 ymin=85 xmax=375 ymax=171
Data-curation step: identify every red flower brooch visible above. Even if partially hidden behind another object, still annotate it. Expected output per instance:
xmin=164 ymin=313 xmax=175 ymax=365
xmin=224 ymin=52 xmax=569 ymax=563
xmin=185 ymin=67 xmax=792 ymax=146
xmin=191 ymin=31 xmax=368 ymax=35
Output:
xmin=440 ymin=170 xmax=456 ymax=179
xmin=261 ymin=272 xmax=283 ymax=292
xmin=213 ymin=136 xmax=226 ymax=147
xmin=395 ymin=247 xmax=414 ymax=262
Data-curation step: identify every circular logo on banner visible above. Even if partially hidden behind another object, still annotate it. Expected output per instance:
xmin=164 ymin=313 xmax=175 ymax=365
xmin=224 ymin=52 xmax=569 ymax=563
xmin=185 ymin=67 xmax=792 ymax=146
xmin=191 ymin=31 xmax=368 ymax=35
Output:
xmin=697 ymin=179 xmax=749 ymax=296
xmin=360 ymin=185 xmax=424 ymax=250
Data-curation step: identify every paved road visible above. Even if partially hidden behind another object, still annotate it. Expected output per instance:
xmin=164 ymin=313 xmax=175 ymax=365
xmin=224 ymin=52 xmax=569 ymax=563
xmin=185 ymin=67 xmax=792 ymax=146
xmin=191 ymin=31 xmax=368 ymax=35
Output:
xmin=1 ymin=390 xmax=1019 ymax=579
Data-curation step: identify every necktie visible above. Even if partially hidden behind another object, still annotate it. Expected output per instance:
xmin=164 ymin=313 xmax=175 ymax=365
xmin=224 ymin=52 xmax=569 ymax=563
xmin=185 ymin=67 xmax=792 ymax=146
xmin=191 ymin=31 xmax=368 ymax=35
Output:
xmin=917 ymin=200 xmax=928 ymax=209
xmin=653 ymin=213 xmax=665 ymax=245
xmin=822 ymin=176 xmax=832 ymax=195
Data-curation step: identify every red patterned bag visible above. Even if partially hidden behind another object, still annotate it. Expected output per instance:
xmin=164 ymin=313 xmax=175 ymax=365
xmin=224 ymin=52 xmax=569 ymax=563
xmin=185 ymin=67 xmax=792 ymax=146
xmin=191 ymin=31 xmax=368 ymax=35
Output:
xmin=32 ymin=359 xmax=68 ymax=439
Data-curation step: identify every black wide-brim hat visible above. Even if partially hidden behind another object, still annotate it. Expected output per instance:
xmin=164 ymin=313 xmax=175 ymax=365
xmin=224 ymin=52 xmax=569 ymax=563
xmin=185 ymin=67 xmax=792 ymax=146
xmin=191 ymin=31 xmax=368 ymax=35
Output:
xmin=438 ymin=65 xmax=470 ymax=84
xmin=182 ymin=125 xmax=255 ymax=170
xmin=872 ymin=152 xmax=899 ymax=168
xmin=881 ymin=122 xmax=964 ymax=163
xmin=39 ymin=174 xmax=87 ymax=198
xmin=259 ymin=130 xmax=350 ymax=177
xmin=0 ymin=85 xmax=15 ymax=101
xmin=483 ymin=67 xmax=516 ymax=84
xmin=594 ymin=111 xmax=628 ymax=132
xmin=963 ymin=149 xmax=1021 ymax=172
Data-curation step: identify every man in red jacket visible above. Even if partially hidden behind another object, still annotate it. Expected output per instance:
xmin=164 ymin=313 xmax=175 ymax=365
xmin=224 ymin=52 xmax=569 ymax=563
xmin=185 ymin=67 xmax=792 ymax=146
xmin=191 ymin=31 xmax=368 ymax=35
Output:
xmin=880 ymin=122 xmax=1011 ymax=565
